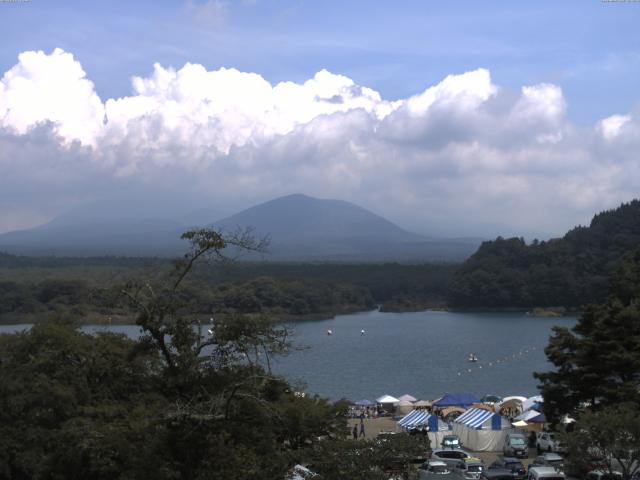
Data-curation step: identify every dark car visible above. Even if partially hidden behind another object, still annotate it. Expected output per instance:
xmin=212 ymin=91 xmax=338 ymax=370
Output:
xmin=504 ymin=433 xmax=529 ymax=459
xmin=481 ymin=469 xmax=516 ymax=480
xmin=420 ymin=460 xmax=452 ymax=474
xmin=489 ymin=457 xmax=527 ymax=480
xmin=452 ymin=458 xmax=485 ymax=480
xmin=530 ymin=453 xmax=564 ymax=471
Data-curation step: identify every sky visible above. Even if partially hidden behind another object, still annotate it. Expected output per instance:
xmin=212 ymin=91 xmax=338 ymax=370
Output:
xmin=0 ymin=0 xmax=639 ymax=238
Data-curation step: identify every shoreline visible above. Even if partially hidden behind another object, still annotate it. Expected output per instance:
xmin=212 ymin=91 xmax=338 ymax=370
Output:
xmin=0 ymin=304 xmax=579 ymax=326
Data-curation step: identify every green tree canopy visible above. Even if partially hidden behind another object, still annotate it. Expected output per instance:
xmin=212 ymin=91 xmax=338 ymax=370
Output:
xmin=0 ymin=229 xmax=348 ymax=480
xmin=535 ymin=248 xmax=640 ymax=422
xmin=560 ymin=404 xmax=640 ymax=480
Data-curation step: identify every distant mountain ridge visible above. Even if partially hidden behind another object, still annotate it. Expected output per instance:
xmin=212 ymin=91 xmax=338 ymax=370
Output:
xmin=0 ymin=194 xmax=480 ymax=261
xmin=448 ymin=199 xmax=640 ymax=308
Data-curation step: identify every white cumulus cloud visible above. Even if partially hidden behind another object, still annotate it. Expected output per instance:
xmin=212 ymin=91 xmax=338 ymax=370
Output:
xmin=0 ymin=48 xmax=639 ymax=237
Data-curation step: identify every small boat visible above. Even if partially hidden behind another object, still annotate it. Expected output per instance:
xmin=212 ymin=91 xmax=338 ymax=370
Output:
xmin=327 ymin=329 xmax=333 ymax=336
xmin=467 ymin=354 xmax=478 ymax=362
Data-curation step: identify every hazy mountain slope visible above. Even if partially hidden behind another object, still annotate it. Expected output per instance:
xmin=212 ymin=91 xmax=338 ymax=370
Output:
xmin=0 ymin=218 xmax=187 ymax=256
xmin=0 ymin=193 xmax=480 ymax=261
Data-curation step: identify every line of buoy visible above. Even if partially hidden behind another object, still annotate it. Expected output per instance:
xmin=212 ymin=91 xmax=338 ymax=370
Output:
xmin=324 ymin=329 xmax=368 ymax=336
xmin=456 ymin=344 xmax=545 ymax=377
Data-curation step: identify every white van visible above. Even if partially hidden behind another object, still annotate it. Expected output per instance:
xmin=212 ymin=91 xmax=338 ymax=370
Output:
xmin=528 ymin=466 xmax=566 ymax=480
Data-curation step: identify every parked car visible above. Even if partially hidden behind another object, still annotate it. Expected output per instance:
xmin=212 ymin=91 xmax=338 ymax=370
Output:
xmin=431 ymin=448 xmax=474 ymax=468
xmin=420 ymin=460 xmax=453 ymax=475
xmin=527 ymin=466 xmax=565 ymax=480
xmin=482 ymin=469 xmax=517 ymax=480
xmin=442 ymin=435 xmax=462 ymax=449
xmin=504 ymin=433 xmax=529 ymax=458
xmin=530 ymin=453 xmax=564 ymax=471
xmin=452 ymin=458 xmax=485 ymax=480
xmin=585 ymin=471 xmax=623 ymax=480
xmin=536 ymin=432 xmax=566 ymax=454
xmin=419 ymin=471 xmax=464 ymax=480
xmin=489 ymin=457 xmax=527 ymax=480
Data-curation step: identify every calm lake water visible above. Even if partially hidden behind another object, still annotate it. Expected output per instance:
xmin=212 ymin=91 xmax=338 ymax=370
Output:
xmin=0 ymin=310 xmax=575 ymax=402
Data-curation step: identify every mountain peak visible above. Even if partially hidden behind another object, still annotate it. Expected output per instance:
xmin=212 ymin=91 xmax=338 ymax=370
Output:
xmin=216 ymin=194 xmax=421 ymax=243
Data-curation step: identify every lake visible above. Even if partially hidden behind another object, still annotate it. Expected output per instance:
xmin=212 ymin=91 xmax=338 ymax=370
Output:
xmin=0 ymin=310 xmax=575 ymax=402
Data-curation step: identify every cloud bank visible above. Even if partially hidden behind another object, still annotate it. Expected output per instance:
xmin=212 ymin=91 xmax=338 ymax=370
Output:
xmin=0 ymin=48 xmax=638 ymax=236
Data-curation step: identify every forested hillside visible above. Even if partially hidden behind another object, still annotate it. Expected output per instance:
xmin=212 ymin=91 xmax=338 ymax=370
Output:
xmin=448 ymin=200 xmax=640 ymax=309
xmin=0 ymin=255 xmax=455 ymax=323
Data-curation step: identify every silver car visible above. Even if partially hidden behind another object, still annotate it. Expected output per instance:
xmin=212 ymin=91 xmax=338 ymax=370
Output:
xmin=431 ymin=448 xmax=475 ymax=468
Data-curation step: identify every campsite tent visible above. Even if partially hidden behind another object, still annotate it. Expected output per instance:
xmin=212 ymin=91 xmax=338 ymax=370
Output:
xmin=471 ymin=403 xmax=495 ymax=412
xmin=398 ymin=394 xmax=417 ymax=403
xmin=529 ymin=412 xmax=546 ymax=423
xmin=376 ymin=395 xmax=399 ymax=404
xmin=396 ymin=400 xmax=414 ymax=415
xmin=452 ymin=407 xmax=514 ymax=451
xmin=522 ymin=395 xmax=543 ymax=412
xmin=433 ymin=393 xmax=480 ymax=408
xmin=498 ymin=396 xmax=527 ymax=416
xmin=514 ymin=409 xmax=542 ymax=422
xmin=440 ymin=406 xmax=466 ymax=421
xmin=397 ymin=409 xmax=451 ymax=447
xmin=398 ymin=410 xmax=438 ymax=430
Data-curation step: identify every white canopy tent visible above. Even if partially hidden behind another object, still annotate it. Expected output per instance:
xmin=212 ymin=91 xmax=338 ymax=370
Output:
xmin=376 ymin=395 xmax=400 ymax=404
xmin=395 ymin=400 xmax=414 ymax=415
xmin=398 ymin=394 xmax=417 ymax=402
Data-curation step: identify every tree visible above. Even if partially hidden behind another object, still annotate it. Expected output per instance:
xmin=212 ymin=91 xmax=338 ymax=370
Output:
xmin=0 ymin=320 xmax=169 ymax=480
xmin=560 ymin=405 xmax=640 ymax=480
xmin=307 ymin=433 xmax=425 ymax=480
xmin=534 ymin=249 xmax=640 ymax=422
xmin=0 ymin=228 xmax=350 ymax=480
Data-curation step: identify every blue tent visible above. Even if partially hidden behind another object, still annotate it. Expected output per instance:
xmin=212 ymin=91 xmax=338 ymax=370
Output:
xmin=529 ymin=412 xmax=547 ymax=423
xmin=433 ymin=393 xmax=480 ymax=408
xmin=354 ymin=399 xmax=374 ymax=406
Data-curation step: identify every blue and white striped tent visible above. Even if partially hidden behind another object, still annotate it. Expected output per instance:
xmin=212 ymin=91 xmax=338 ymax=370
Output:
xmin=452 ymin=408 xmax=514 ymax=451
xmin=398 ymin=410 xmax=434 ymax=430
xmin=454 ymin=407 xmax=504 ymax=430
xmin=398 ymin=409 xmax=450 ymax=431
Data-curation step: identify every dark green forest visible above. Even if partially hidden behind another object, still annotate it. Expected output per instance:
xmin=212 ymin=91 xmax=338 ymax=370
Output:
xmin=448 ymin=200 xmax=640 ymax=309
xmin=0 ymin=253 xmax=455 ymax=324
xmin=2 ymin=199 xmax=640 ymax=324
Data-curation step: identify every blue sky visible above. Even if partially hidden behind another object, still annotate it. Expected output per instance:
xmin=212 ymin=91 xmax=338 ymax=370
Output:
xmin=0 ymin=1 xmax=639 ymax=237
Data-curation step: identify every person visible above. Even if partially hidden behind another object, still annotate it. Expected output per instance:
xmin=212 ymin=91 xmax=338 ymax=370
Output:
xmin=360 ymin=419 xmax=365 ymax=437
xmin=352 ymin=424 xmax=358 ymax=440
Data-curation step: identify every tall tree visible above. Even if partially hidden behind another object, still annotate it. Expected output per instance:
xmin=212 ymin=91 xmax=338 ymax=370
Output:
xmin=535 ymin=248 xmax=640 ymax=422
xmin=560 ymin=405 xmax=640 ymax=480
